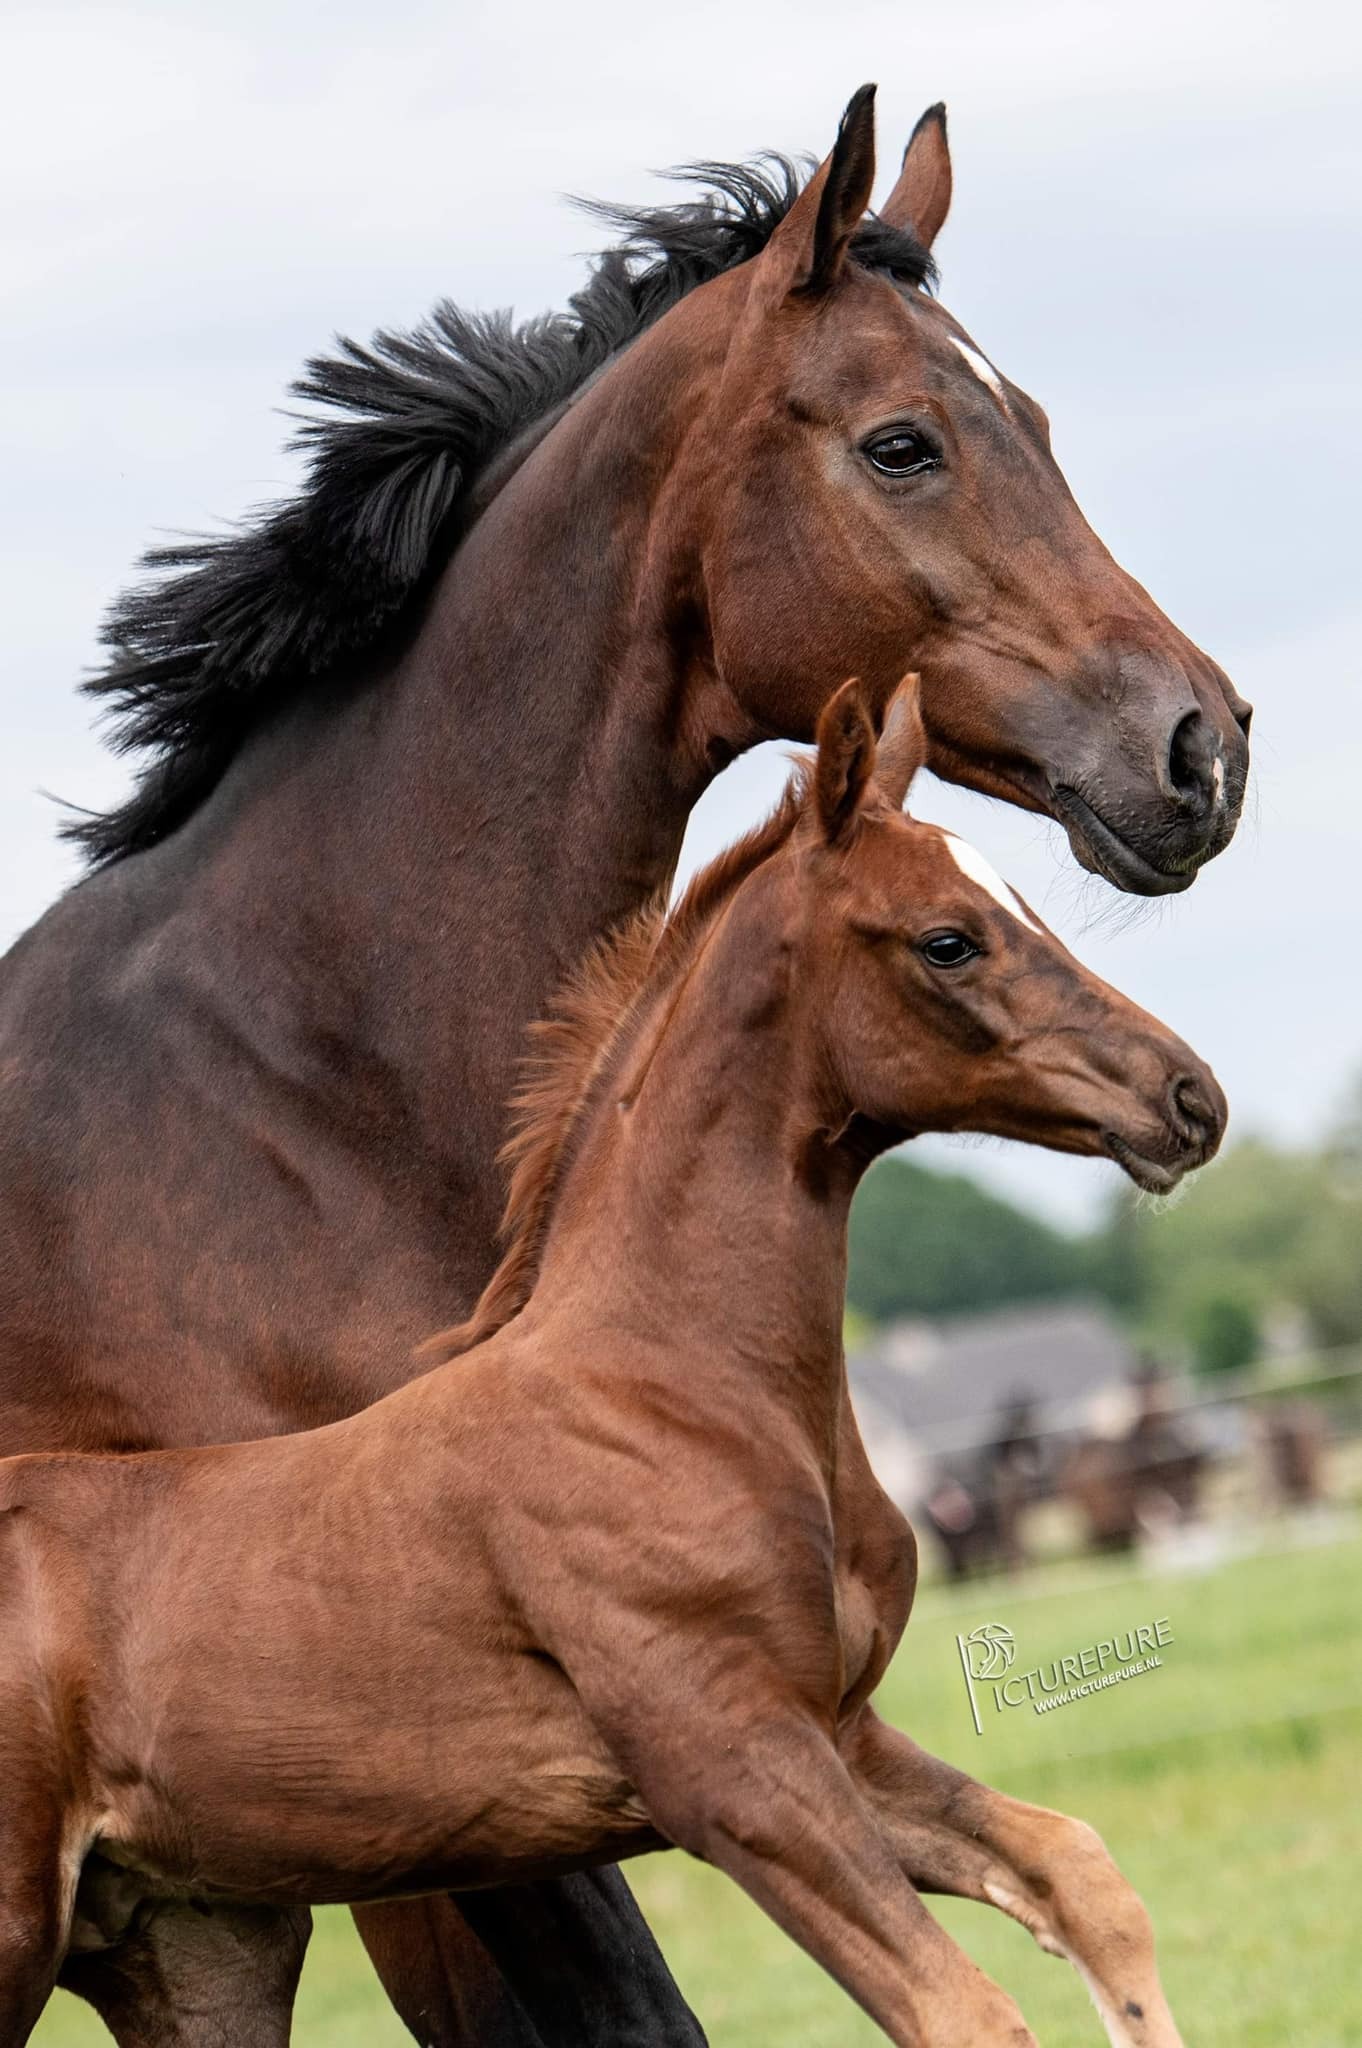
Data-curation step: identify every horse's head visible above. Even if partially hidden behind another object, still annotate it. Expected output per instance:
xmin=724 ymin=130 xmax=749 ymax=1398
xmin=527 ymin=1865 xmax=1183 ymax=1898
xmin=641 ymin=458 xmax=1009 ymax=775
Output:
xmin=790 ymin=676 xmax=1226 ymax=1187
xmin=686 ymin=87 xmax=1251 ymax=895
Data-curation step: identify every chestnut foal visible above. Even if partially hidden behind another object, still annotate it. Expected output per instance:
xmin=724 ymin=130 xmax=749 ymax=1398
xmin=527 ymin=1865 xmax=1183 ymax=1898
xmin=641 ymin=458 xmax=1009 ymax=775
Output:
xmin=0 ymin=680 xmax=1222 ymax=2047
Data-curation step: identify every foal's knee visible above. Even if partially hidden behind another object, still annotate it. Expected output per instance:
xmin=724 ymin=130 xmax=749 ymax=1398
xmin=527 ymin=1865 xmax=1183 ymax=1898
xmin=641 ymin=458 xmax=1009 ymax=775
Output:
xmin=1029 ymin=1811 xmax=1156 ymax=1957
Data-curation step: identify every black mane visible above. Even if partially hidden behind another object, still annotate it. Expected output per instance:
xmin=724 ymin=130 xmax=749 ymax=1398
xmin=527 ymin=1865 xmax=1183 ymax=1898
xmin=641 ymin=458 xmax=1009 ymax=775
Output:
xmin=73 ymin=159 xmax=934 ymax=866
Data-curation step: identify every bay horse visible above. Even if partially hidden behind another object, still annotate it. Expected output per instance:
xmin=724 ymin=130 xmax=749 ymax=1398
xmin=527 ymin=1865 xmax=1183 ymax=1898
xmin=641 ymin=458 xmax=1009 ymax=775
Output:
xmin=0 ymin=85 xmax=1249 ymax=2046
xmin=0 ymin=679 xmax=1222 ymax=2048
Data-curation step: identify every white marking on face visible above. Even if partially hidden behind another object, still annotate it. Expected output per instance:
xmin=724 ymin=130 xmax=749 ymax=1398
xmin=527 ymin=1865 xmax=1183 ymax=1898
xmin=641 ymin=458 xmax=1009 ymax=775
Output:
xmin=1212 ymin=756 xmax=1225 ymax=803
xmin=944 ymin=835 xmax=1042 ymax=934
xmin=949 ymin=335 xmax=1009 ymax=410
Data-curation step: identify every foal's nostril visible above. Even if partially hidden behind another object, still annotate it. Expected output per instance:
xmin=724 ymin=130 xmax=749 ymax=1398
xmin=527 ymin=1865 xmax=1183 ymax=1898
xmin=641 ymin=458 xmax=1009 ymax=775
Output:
xmin=1165 ymin=709 xmax=1221 ymax=813
xmin=1170 ymin=1074 xmax=1217 ymax=1144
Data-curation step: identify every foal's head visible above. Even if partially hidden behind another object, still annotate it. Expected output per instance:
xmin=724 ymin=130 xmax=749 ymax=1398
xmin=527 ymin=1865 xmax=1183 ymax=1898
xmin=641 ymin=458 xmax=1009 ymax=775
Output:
xmin=659 ymin=87 xmax=1250 ymax=894
xmin=779 ymin=676 xmax=1226 ymax=1190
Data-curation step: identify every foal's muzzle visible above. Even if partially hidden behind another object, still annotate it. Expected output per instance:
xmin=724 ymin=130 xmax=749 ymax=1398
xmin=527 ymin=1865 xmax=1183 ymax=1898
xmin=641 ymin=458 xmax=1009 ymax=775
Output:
xmin=1104 ymin=1064 xmax=1227 ymax=1193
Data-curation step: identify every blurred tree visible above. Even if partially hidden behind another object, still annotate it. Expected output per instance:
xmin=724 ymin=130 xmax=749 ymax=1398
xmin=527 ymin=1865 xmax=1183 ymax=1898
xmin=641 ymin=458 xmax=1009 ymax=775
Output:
xmin=846 ymin=1153 xmax=1082 ymax=1323
xmin=1188 ymin=1294 xmax=1260 ymax=1375
xmin=1292 ymin=1199 xmax=1362 ymax=1348
xmin=1327 ymin=1067 xmax=1362 ymax=1187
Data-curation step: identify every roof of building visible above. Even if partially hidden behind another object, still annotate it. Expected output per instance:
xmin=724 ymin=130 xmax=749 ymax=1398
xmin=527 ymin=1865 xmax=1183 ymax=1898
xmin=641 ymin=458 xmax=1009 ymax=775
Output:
xmin=849 ymin=1297 xmax=1138 ymax=1459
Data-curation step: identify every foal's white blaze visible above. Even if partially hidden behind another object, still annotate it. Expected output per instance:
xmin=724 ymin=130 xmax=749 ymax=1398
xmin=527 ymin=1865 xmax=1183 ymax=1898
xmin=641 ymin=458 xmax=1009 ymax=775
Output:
xmin=949 ymin=335 xmax=1009 ymax=410
xmin=944 ymin=834 xmax=1042 ymax=934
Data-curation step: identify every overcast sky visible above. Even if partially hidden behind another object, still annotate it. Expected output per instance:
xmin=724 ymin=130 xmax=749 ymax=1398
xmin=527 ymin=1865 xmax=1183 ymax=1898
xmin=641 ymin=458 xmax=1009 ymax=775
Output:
xmin=3 ymin=0 xmax=1359 ymax=1226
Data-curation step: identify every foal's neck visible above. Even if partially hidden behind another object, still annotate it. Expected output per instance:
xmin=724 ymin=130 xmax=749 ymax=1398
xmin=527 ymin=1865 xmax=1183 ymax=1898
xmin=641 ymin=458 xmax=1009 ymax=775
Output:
xmin=534 ymin=870 xmax=870 ymax=1417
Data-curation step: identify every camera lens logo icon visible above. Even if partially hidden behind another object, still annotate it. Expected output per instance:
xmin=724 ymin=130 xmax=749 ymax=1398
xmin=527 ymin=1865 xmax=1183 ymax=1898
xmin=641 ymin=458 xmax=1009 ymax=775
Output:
xmin=964 ymin=1623 xmax=1015 ymax=1682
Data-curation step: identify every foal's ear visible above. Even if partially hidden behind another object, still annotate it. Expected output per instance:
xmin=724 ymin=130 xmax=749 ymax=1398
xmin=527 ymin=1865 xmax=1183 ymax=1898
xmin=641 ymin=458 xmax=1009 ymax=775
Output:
xmin=878 ymin=102 xmax=952 ymax=249
xmin=755 ymin=84 xmax=878 ymax=302
xmin=875 ymin=673 xmax=928 ymax=810
xmin=813 ymin=678 xmax=878 ymax=846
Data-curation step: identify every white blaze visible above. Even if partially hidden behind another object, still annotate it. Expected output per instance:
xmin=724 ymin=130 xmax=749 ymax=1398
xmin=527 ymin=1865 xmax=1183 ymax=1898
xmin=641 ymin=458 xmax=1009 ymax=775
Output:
xmin=944 ymin=834 xmax=1042 ymax=933
xmin=949 ymin=334 xmax=1009 ymax=410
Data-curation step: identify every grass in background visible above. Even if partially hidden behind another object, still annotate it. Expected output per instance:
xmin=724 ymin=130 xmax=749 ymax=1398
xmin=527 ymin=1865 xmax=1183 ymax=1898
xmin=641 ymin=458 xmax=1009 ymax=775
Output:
xmin=35 ymin=1527 xmax=1362 ymax=2046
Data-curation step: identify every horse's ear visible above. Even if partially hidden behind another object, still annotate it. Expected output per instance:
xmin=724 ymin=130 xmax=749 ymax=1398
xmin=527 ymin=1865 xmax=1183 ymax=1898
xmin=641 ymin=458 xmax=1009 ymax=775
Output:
xmin=813 ymin=678 xmax=877 ymax=846
xmin=875 ymin=673 xmax=928 ymax=810
xmin=879 ymin=102 xmax=952 ymax=249
xmin=754 ymin=84 xmax=878 ymax=303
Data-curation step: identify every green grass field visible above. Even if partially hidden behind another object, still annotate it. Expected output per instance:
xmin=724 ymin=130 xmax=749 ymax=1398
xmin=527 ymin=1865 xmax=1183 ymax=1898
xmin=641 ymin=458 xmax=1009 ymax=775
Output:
xmin=35 ymin=1524 xmax=1362 ymax=2046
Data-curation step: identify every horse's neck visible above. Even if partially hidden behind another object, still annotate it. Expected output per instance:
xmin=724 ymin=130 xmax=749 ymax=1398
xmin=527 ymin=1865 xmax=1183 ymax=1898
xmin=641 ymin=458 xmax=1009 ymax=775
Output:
xmin=532 ymin=882 xmax=864 ymax=1418
xmin=154 ymin=359 xmax=726 ymax=1260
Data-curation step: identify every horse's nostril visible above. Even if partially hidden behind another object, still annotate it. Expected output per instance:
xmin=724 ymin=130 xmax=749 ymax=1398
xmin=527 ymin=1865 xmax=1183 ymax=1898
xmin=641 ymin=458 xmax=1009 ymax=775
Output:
xmin=1166 ymin=709 xmax=1220 ymax=812
xmin=1234 ymin=699 xmax=1253 ymax=738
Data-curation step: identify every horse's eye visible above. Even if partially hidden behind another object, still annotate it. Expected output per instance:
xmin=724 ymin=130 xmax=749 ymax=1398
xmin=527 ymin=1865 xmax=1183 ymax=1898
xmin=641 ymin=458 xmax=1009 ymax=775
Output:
xmin=919 ymin=931 xmax=980 ymax=968
xmin=864 ymin=428 xmax=941 ymax=477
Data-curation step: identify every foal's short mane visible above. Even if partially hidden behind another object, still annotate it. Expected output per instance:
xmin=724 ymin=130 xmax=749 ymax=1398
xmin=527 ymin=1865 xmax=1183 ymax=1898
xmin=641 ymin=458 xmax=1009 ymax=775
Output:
xmin=73 ymin=162 xmax=933 ymax=867
xmin=420 ymin=771 xmax=809 ymax=1365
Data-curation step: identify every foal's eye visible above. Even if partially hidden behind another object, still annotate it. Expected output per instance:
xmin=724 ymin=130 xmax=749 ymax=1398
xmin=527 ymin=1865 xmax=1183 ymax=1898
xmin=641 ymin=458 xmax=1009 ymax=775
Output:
xmin=918 ymin=931 xmax=980 ymax=968
xmin=863 ymin=428 xmax=941 ymax=478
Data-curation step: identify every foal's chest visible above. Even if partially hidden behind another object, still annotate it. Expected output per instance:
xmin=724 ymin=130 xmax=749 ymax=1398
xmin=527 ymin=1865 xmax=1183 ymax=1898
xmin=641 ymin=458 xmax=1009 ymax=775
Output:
xmin=831 ymin=1449 xmax=918 ymax=1715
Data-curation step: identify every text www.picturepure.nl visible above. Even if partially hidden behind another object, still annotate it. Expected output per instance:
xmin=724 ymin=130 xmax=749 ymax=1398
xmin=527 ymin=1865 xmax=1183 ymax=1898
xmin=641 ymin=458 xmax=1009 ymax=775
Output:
xmin=1031 ymin=1655 xmax=1163 ymax=1716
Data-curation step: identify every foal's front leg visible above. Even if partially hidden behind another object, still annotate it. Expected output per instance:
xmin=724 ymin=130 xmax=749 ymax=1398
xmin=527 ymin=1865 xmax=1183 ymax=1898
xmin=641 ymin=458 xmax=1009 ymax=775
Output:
xmin=625 ymin=1707 xmax=1036 ymax=2047
xmin=842 ymin=1709 xmax=1183 ymax=2048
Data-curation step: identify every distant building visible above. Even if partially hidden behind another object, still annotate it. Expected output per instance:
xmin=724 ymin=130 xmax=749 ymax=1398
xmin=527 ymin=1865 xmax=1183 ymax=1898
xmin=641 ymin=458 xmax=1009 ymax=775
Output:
xmin=849 ymin=1297 xmax=1141 ymax=1510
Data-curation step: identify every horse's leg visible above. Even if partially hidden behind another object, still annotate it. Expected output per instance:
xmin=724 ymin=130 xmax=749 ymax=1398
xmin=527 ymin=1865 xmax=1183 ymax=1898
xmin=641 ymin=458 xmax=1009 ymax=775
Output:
xmin=458 ymin=1870 xmax=709 ymax=2046
xmin=843 ymin=1709 xmax=1183 ymax=2048
xmin=628 ymin=1711 xmax=1035 ymax=2047
xmin=351 ymin=1895 xmax=545 ymax=2048
xmin=59 ymin=1902 xmax=310 ymax=2048
xmin=353 ymin=1871 xmax=708 ymax=2048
